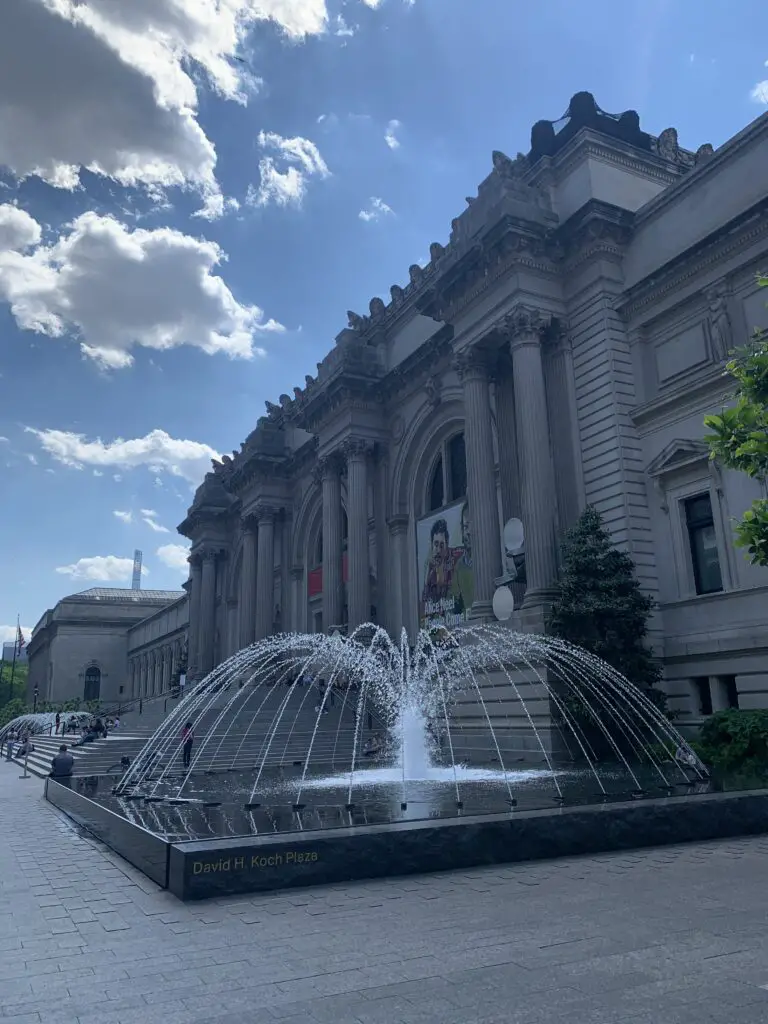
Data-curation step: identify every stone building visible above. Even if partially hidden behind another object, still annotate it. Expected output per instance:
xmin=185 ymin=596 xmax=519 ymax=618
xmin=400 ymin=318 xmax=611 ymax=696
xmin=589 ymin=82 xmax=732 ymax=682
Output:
xmin=177 ymin=92 xmax=768 ymax=730
xmin=27 ymin=587 xmax=185 ymax=705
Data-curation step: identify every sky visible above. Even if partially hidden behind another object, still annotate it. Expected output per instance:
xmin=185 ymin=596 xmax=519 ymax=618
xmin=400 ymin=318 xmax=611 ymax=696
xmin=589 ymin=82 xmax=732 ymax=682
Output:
xmin=0 ymin=0 xmax=767 ymax=645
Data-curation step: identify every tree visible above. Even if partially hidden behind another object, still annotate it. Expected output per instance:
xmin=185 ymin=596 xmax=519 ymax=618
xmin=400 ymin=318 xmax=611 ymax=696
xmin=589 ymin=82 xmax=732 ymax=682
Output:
xmin=705 ymin=276 xmax=768 ymax=566
xmin=548 ymin=505 xmax=663 ymax=695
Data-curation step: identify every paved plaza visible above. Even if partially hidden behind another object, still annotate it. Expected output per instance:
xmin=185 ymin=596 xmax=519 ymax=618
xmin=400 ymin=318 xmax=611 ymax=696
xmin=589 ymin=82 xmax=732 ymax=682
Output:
xmin=3 ymin=773 xmax=768 ymax=1024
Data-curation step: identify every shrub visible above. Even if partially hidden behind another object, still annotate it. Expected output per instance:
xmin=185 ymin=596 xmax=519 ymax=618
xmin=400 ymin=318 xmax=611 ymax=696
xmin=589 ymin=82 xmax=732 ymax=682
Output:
xmin=697 ymin=709 xmax=768 ymax=776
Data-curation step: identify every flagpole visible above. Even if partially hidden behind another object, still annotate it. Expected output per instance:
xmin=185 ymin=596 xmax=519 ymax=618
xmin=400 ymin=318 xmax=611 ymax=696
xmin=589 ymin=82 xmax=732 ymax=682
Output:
xmin=9 ymin=615 xmax=19 ymax=704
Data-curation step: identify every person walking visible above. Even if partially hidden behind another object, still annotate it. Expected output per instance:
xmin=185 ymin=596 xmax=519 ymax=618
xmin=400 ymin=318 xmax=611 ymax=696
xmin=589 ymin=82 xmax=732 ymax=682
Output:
xmin=55 ymin=713 xmax=61 ymax=736
xmin=181 ymin=722 xmax=195 ymax=769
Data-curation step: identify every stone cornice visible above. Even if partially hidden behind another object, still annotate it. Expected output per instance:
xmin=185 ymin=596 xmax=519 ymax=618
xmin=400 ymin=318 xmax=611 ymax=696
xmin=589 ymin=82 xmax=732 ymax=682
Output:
xmin=632 ymin=110 xmax=768 ymax=231
xmin=617 ymin=196 xmax=768 ymax=322
xmin=532 ymin=132 xmax=682 ymax=194
xmin=555 ymin=200 xmax=635 ymax=271
xmin=378 ymin=326 xmax=453 ymax=402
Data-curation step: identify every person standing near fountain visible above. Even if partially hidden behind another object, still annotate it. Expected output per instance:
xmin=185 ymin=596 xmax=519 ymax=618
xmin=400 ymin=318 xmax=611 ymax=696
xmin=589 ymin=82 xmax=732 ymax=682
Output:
xmin=181 ymin=722 xmax=195 ymax=769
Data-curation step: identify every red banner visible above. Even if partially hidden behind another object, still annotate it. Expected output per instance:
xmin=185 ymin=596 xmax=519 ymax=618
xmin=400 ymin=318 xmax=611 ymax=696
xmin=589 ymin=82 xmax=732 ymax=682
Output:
xmin=307 ymin=553 xmax=349 ymax=598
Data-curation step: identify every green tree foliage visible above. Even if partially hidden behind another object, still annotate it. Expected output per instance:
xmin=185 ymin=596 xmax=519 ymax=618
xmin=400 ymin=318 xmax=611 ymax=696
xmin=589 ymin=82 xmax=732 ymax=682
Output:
xmin=0 ymin=698 xmax=28 ymax=729
xmin=548 ymin=505 xmax=663 ymax=696
xmin=0 ymin=660 xmax=28 ymax=702
xmin=705 ymin=276 xmax=768 ymax=565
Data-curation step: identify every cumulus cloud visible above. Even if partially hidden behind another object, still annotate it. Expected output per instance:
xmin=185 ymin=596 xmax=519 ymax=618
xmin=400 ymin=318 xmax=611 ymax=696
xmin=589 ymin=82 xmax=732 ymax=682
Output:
xmin=0 ymin=0 xmax=349 ymax=205
xmin=753 ymin=80 xmax=768 ymax=104
xmin=0 ymin=204 xmax=41 ymax=252
xmin=359 ymin=196 xmax=394 ymax=222
xmin=113 ymin=509 xmax=133 ymax=523
xmin=0 ymin=207 xmax=282 ymax=366
xmin=384 ymin=119 xmax=401 ymax=149
xmin=248 ymin=131 xmax=330 ymax=208
xmin=141 ymin=509 xmax=170 ymax=533
xmin=0 ymin=624 xmax=33 ymax=645
xmin=157 ymin=542 xmax=192 ymax=573
xmin=55 ymin=555 xmax=148 ymax=582
xmin=26 ymin=427 xmax=220 ymax=482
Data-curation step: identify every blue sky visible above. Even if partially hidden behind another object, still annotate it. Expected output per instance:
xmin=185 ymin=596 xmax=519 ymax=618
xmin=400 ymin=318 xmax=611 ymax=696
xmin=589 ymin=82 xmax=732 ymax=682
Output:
xmin=0 ymin=0 xmax=766 ymax=643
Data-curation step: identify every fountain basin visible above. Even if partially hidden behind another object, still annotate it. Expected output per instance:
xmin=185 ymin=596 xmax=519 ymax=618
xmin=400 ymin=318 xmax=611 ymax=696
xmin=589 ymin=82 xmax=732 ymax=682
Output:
xmin=45 ymin=771 xmax=768 ymax=900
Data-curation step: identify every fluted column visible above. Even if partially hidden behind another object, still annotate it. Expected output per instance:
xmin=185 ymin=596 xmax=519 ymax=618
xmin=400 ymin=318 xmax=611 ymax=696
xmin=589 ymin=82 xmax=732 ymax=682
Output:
xmin=505 ymin=305 xmax=559 ymax=608
xmin=187 ymin=556 xmax=202 ymax=679
xmin=454 ymin=349 xmax=502 ymax=620
xmin=374 ymin=446 xmax=391 ymax=632
xmin=343 ymin=438 xmax=372 ymax=629
xmin=239 ymin=517 xmax=258 ymax=648
xmin=290 ymin=564 xmax=305 ymax=633
xmin=255 ymin=505 xmax=277 ymax=640
xmin=387 ymin=515 xmax=409 ymax=638
xmin=198 ymin=548 xmax=218 ymax=676
xmin=321 ymin=455 xmax=344 ymax=631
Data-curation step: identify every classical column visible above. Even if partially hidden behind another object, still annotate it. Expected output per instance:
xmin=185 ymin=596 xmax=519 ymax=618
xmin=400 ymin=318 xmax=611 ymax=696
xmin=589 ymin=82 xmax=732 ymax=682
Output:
xmin=279 ymin=512 xmax=292 ymax=633
xmin=374 ymin=446 xmax=391 ymax=632
xmin=187 ymin=555 xmax=202 ymax=680
xmin=255 ymin=505 xmax=277 ymax=640
xmin=343 ymin=438 xmax=372 ymax=629
xmin=290 ymin=564 xmax=305 ymax=633
xmin=239 ymin=517 xmax=258 ymax=648
xmin=387 ymin=515 xmax=409 ymax=639
xmin=454 ymin=349 xmax=502 ymax=620
xmin=504 ymin=305 xmax=559 ymax=611
xmin=198 ymin=548 xmax=218 ymax=676
xmin=162 ymin=648 xmax=171 ymax=693
xmin=321 ymin=455 xmax=344 ymax=631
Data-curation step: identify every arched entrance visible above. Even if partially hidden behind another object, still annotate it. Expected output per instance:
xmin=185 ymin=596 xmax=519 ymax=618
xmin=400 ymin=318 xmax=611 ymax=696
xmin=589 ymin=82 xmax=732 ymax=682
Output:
xmin=84 ymin=666 xmax=101 ymax=702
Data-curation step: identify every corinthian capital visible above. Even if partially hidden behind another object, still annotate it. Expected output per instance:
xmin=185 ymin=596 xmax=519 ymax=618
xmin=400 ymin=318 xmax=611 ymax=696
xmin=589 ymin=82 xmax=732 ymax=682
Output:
xmin=314 ymin=453 xmax=343 ymax=484
xmin=341 ymin=436 xmax=373 ymax=461
xmin=254 ymin=502 xmax=280 ymax=524
xmin=502 ymin=304 xmax=551 ymax=347
xmin=452 ymin=347 xmax=490 ymax=382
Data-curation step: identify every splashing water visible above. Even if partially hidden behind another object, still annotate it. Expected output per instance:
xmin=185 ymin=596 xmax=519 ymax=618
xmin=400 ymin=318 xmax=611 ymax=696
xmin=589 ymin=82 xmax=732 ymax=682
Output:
xmin=115 ymin=624 xmax=707 ymax=808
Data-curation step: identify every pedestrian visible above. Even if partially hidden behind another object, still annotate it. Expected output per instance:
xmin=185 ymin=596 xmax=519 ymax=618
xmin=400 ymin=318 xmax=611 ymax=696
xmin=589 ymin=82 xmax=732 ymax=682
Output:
xmin=181 ymin=721 xmax=195 ymax=769
xmin=50 ymin=744 xmax=74 ymax=779
xmin=55 ymin=712 xmax=61 ymax=735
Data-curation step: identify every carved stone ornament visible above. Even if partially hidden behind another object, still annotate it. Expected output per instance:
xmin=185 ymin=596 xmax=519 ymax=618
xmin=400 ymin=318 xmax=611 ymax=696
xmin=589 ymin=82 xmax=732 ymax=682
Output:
xmin=502 ymin=304 xmax=550 ymax=344
xmin=408 ymin=264 xmax=423 ymax=284
xmin=347 ymin=310 xmax=366 ymax=330
xmin=254 ymin=503 xmax=280 ymax=523
xmin=341 ymin=436 xmax=372 ymax=461
xmin=706 ymin=285 xmax=732 ymax=362
xmin=369 ymin=296 xmax=386 ymax=318
xmin=424 ymin=374 xmax=442 ymax=408
xmin=390 ymin=415 xmax=405 ymax=444
xmin=695 ymin=143 xmax=715 ymax=164
xmin=492 ymin=150 xmax=529 ymax=178
xmin=429 ymin=242 xmax=445 ymax=262
xmin=452 ymin=348 xmax=489 ymax=381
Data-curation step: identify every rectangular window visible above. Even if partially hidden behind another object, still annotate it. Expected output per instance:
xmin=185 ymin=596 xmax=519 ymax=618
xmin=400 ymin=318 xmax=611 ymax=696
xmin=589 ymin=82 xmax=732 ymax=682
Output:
xmin=693 ymin=677 xmax=712 ymax=716
xmin=684 ymin=493 xmax=723 ymax=595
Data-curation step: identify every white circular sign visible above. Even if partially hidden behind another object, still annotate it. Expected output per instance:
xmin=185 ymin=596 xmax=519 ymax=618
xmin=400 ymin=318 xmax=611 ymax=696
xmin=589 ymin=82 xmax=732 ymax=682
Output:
xmin=492 ymin=586 xmax=515 ymax=622
xmin=503 ymin=518 xmax=525 ymax=554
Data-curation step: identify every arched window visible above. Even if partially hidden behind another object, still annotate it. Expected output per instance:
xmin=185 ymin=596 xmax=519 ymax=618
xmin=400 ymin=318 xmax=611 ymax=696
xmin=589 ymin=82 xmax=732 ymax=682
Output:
xmin=425 ymin=432 xmax=466 ymax=512
xmin=448 ymin=433 xmax=467 ymax=502
xmin=428 ymin=456 xmax=444 ymax=511
xmin=84 ymin=666 xmax=101 ymax=702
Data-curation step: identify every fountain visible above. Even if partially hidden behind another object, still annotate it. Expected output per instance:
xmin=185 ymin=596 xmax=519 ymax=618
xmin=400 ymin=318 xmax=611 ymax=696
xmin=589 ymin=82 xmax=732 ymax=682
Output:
xmin=42 ymin=625 xmax=768 ymax=900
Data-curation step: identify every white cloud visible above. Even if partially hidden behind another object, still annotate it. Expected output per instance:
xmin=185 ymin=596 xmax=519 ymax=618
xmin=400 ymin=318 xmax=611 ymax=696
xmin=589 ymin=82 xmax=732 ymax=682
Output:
xmin=26 ymin=453 xmax=38 ymax=465
xmin=0 ymin=207 xmax=282 ymax=366
xmin=141 ymin=509 xmax=170 ymax=533
xmin=359 ymin=196 xmax=394 ymax=222
xmin=0 ymin=436 xmax=9 ymax=443
xmin=55 ymin=555 xmax=148 ymax=582
xmin=0 ymin=624 xmax=33 ymax=645
xmin=0 ymin=0 xmax=349 ymax=206
xmin=113 ymin=509 xmax=133 ymax=523
xmin=157 ymin=542 xmax=191 ymax=573
xmin=0 ymin=204 xmax=41 ymax=252
xmin=334 ymin=15 xmax=355 ymax=37
xmin=384 ymin=119 xmax=401 ymax=150
xmin=26 ymin=427 xmax=220 ymax=482
xmin=248 ymin=131 xmax=330 ymax=208
xmin=752 ymin=80 xmax=768 ymax=104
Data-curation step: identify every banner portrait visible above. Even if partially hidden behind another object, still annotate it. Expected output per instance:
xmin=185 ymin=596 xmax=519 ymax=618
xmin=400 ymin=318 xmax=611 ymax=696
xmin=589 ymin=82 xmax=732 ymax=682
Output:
xmin=416 ymin=500 xmax=474 ymax=630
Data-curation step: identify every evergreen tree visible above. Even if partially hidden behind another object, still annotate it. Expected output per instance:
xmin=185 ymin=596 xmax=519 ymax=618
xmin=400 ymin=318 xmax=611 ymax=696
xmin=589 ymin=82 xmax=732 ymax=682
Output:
xmin=548 ymin=505 xmax=663 ymax=694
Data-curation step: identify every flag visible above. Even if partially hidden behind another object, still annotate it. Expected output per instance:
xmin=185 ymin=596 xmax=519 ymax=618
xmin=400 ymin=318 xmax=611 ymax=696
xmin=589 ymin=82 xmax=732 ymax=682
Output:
xmin=16 ymin=625 xmax=25 ymax=652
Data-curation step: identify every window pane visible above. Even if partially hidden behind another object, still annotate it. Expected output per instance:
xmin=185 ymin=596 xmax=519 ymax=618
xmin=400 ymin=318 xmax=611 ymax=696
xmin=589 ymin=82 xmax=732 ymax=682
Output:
xmin=448 ymin=433 xmax=467 ymax=501
xmin=690 ymin=523 xmax=723 ymax=594
xmin=429 ymin=457 xmax=444 ymax=511
xmin=685 ymin=494 xmax=714 ymax=529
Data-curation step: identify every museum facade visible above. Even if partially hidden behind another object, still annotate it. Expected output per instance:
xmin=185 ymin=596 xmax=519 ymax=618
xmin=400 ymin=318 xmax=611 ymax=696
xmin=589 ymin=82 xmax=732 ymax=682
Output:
xmin=30 ymin=93 xmax=768 ymax=728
